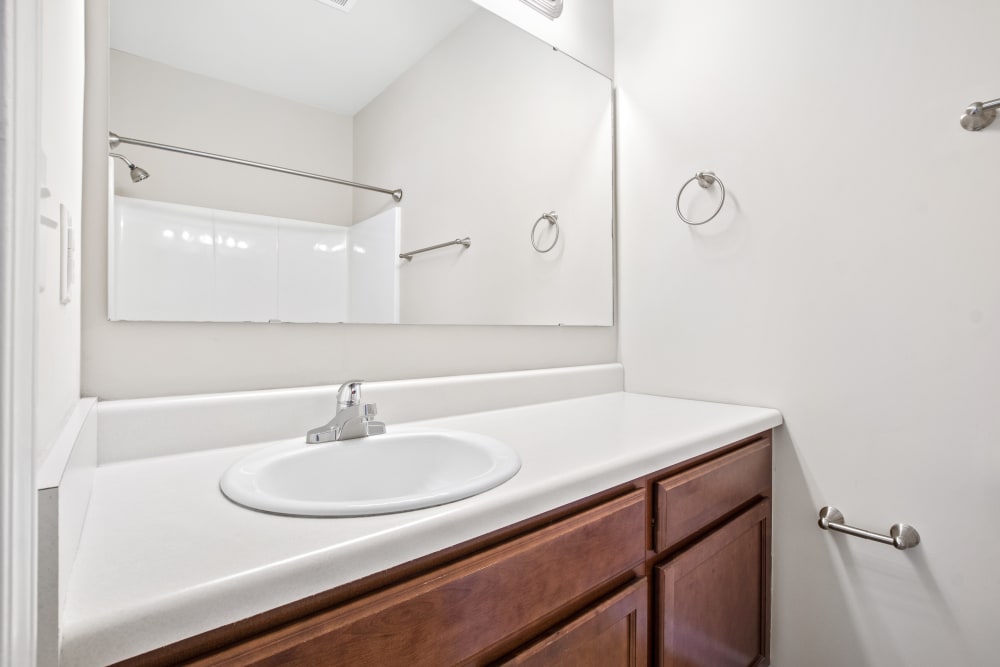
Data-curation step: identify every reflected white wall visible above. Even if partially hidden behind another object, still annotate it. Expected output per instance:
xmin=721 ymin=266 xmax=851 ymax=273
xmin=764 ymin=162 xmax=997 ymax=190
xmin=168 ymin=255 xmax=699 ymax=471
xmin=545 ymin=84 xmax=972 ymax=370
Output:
xmin=354 ymin=10 xmax=613 ymax=326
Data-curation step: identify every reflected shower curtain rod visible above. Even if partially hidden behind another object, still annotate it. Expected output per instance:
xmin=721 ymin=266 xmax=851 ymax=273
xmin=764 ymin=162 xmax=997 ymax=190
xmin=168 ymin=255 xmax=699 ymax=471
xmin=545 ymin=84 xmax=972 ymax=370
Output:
xmin=108 ymin=132 xmax=403 ymax=202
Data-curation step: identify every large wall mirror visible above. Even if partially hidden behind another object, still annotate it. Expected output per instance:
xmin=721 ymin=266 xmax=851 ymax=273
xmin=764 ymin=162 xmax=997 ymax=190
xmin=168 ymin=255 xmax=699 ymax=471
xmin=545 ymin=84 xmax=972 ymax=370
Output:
xmin=107 ymin=0 xmax=613 ymax=326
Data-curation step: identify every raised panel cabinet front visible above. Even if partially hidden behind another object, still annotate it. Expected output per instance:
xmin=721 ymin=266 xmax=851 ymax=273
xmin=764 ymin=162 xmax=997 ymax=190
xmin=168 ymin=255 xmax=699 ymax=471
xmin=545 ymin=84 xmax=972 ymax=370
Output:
xmin=501 ymin=579 xmax=648 ymax=667
xmin=654 ymin=437 xmax=771 ymax=552
xmin=656 ymin=500 xmax=771 ymax=667
xmin=190 ymin=491 xmax=646 ymax=667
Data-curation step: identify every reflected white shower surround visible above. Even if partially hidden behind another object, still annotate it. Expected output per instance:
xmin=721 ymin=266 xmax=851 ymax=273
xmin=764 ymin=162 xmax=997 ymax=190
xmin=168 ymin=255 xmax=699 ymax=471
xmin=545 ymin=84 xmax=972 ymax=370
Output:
xmin=109 ymin=196 xmax=399 ymax=323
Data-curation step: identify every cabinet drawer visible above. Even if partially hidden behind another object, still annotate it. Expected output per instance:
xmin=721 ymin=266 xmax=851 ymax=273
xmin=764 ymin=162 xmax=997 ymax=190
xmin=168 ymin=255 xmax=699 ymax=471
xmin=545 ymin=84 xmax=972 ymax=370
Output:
xmin=194 ymin=491 xmax=646 ymax=666
xmin=500 ymin=579 xmax=648 ymax=667
xmin=655 ymin=437 xmax=770 ymax=552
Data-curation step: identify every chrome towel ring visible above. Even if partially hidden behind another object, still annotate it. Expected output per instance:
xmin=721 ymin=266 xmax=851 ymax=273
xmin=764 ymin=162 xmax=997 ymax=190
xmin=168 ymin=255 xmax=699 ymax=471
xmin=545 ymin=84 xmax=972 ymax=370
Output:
xmin=531 ymin=211 xmax=560 ymax=253
xmin=675 ymin=171 xmax=726 ymax=226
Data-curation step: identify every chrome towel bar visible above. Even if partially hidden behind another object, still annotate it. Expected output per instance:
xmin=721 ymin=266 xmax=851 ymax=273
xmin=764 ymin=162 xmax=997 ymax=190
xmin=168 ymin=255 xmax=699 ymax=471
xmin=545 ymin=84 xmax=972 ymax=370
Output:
xmin=818 ymin=506 xmax=920 ymax=551
xmin=400 ymin=237 xmax=470 ymax=260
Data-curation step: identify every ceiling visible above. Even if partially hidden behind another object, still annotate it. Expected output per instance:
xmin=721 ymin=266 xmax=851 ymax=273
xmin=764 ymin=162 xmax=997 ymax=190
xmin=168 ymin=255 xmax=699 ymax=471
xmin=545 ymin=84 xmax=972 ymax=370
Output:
xmin=110 ymin=0 xmax=481 ymax=116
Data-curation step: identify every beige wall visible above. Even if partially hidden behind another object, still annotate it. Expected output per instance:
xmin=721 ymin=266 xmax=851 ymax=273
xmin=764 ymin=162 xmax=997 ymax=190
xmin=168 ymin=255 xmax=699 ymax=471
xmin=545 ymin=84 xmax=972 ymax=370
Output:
xmin=82 ymin=0 xmax=616 ymax=399
xmin=36 ymin=0 xmax=85 ymax=460
xmin=354 ymin=10 xmax=613 ymax=326
xmin=110 ymin=50 xmax=354 ymax=226
xmin=616 ymin=0 xmax=1000 ymax=664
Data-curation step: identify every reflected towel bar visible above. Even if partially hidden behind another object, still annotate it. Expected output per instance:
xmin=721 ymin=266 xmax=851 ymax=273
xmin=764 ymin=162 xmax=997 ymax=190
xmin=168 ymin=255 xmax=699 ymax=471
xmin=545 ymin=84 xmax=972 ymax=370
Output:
xmin=400 ymin=237 xmax=471 ymax=260
xmin=818 ymin=506 xmax=920 ymax=551
xmin=108 ymin=132 xmax=403 ymax=201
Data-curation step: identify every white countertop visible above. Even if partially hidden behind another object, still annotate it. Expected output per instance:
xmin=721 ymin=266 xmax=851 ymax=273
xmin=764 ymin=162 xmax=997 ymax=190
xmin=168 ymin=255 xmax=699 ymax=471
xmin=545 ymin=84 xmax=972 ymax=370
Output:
xmin=61 ymin=392 xmax=782 ymax=666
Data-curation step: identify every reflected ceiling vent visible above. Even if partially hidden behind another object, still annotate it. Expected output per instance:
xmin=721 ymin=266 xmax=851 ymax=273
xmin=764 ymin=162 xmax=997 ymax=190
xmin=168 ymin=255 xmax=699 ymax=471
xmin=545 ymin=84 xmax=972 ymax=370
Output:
xmin=312 ymin=0 xmax=357 ymax=13
xmin=518 ymin=0 xmax=563 ymax=20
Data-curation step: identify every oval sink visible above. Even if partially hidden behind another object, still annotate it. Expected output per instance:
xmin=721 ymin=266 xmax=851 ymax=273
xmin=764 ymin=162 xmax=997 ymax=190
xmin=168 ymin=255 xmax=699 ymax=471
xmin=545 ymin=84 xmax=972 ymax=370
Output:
xmin=220 ymin=428 xmax=521 ymax=517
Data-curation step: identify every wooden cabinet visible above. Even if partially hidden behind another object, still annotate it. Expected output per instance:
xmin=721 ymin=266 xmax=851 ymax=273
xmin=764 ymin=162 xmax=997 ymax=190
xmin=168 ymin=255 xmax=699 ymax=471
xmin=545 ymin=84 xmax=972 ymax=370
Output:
xmin=500 ymin=579 xmax=648 ymax=667
xmin=119 ymin=433 xmax=772 ymax=667
xmin=187 ymin=492 xmax=646 ymax=667
xmin=656 ymin=501 xmax=771 ymax=667
xmin=654 ymin=437 xmax=771 ymax=552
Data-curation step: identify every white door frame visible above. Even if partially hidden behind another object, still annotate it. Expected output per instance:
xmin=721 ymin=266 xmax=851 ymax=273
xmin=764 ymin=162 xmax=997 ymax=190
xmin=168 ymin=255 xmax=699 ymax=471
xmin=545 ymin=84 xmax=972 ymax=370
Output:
xmin=1 ymin=0 xmax=40 ymax=663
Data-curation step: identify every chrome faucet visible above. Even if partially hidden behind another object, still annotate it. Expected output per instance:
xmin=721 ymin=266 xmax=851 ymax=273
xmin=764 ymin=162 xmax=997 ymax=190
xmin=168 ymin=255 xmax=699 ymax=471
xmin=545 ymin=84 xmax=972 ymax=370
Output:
xmin=306 ymin=380 xmax=386 ymax=444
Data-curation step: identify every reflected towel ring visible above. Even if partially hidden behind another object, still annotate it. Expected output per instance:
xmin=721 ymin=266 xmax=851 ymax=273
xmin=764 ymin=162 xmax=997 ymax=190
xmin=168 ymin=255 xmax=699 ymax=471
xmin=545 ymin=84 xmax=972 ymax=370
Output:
xmin=675 ymin=171 xmax=726 ymax=226
xmin=531 ymin=211 xmax=560 ymax=253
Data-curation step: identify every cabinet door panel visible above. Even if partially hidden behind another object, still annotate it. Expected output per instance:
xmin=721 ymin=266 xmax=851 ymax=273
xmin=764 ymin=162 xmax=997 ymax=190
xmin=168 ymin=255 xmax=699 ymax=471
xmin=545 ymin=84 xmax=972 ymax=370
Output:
xmin=501 ymin=579 xmax=648 ymax=667
xmin=657 ymin=500 xmax=770 ymax=667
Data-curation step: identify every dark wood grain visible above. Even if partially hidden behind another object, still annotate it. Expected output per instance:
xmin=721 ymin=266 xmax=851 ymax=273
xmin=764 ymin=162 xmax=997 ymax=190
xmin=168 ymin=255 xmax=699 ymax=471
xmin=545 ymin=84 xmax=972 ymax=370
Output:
xmin=499 ymin=578 xmax=648 ymax=667
xmin=656 ymin=500 xmax=771 ymax=667
xmin=654 ymin=438 xmax=771 ymax=552
xmin=113 ymin=482 xmax=639 ymax=667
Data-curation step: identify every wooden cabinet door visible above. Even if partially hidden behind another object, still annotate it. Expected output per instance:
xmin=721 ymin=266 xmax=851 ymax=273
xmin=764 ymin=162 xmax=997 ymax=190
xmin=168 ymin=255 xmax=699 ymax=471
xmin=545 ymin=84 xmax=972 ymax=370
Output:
xmin=501 ymin=579 xmax=648 ymax=667
xmin=656 ymin=500 xmax=770 ymax=667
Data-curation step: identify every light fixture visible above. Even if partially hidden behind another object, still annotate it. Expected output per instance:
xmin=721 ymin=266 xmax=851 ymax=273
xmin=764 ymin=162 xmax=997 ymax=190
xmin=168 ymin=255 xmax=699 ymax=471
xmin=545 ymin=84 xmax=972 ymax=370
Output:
xmin=312 ymin=0 xmax=357 ymax=13
xmin=518 ymin=0 xmax=563 ymax=20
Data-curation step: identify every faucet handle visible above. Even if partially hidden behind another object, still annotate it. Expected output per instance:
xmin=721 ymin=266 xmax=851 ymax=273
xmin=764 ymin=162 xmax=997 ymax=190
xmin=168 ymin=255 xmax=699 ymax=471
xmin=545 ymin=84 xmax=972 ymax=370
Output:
xmin=337 ymin=380 xmax=365 ymax=408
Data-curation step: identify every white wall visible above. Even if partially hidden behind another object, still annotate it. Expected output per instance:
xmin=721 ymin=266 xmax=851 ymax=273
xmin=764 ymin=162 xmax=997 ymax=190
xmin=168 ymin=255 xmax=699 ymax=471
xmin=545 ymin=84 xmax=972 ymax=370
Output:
xmin=110 ymin=50 xmax=354 ymax=226
xmin=472 ymin=0 xmax=613 ymax=77
xmin=354 ymin=9 xmax=613 ymax=326
xmin=36 ymin=0 xmax=84 ymax=461
xmin=82 ymin=0 xmax=615 ymax=399
xmin=615 ymin=0 xmax=1000 ymax=664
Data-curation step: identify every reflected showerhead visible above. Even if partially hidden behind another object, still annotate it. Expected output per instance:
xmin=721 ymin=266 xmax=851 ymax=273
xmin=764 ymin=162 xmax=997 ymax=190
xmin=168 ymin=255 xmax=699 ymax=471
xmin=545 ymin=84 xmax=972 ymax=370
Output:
xmin=109 ymin=152 xmax=150 ymax=183
xmin=960 ymin=101 xmax=997 ymax=131
xmin=130 ymin=165 xmax=150 ymax=182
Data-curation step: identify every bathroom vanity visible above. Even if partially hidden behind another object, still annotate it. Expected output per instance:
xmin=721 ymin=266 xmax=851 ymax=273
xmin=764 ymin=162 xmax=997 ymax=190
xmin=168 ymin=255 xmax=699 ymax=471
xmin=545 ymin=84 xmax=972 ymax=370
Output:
xmin=53 ymin=366 xmax=781 ymax=666
xmin=142 ymin=434 xmax=771 ymax=666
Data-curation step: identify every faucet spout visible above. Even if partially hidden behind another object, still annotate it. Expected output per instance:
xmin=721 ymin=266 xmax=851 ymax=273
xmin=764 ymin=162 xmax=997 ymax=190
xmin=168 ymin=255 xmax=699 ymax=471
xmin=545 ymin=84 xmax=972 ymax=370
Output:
xmin=306 ymin=380 xmax=386 ymax=444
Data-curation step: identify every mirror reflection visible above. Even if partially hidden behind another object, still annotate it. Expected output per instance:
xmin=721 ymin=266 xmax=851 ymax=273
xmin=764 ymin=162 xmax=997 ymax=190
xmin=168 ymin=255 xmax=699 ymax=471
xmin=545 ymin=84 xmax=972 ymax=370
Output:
xmin=108 ymin=0 xmax=613 ymax=326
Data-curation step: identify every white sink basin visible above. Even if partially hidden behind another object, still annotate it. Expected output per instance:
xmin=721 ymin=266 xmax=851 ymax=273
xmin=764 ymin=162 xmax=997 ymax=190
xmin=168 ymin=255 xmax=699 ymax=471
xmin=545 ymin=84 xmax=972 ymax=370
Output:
xmin=220 ymin=427 xmax=521 ymax=517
